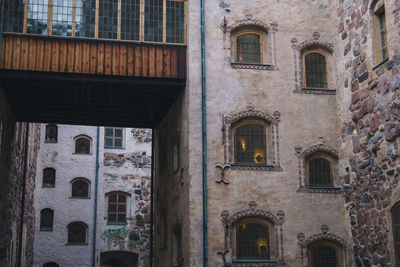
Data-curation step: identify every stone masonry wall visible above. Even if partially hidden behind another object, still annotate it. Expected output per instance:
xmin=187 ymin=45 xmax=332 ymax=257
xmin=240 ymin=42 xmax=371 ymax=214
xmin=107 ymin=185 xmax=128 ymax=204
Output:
xmin=335 ymin=0 xmax=400 ymax=265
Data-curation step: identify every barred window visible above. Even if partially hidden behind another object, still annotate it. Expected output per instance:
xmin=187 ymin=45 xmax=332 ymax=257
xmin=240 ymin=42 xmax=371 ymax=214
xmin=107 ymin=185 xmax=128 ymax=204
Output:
xmin=377 ymin=9 xmax=388 ymax=61
xmin=392 ymin=202 xmax=400 ymax=265
xmin=235 ymin=33 xmax=261 ymax=64
xmin=144 ymin=0 xmax=163 ymax=42
xmin=107 ymin=192 xmax=128 ymax=223
xmin=121 ymin=0 xmax=140 ymax=41
xmin=67 ymin=222 xmax=87 ymax=244
xmin=311 ymin=244 xmax=337 ymax=267
xmin=166 ymin=0 xmax=185 ymax=44
xmin=40 ymin=208 xmax=54 ymax=230
xmin=237 ymin=222 xmax=270 ymax=259
xmin=304 ymin=52 xmax=328 ymax=88
xmin=234 ymin=123 xmax=266 ymax=165
xmin=43 ymin=168 xmax=56 ymax=187
xmin=307 ymin=156 xmax=332 ymax=187
xmin=45 ymin=124 xmax=58 ymax=142
xmin=3 ymin=0 xmax=25 ymax=33
xmin=98 ymin=0 xmax=118 ymax=39
xmin=104 ymin=127 xmax=123 ymax=148
xmin=71 ymin=178 xmax=90 ymax=198
xmin=74 ymin=136 xmax=91 ymax=154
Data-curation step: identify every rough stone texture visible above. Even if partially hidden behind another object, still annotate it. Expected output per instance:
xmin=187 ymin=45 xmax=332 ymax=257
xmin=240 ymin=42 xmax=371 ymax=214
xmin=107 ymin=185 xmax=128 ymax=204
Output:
xmin=33 ymin=125 xmax=151 ymax=267
xmin=0 ymin=87 xmax=40 ymax=267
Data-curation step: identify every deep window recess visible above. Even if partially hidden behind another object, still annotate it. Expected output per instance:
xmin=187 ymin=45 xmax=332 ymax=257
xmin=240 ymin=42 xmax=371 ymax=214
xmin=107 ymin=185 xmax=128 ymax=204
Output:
xmin=237 ymin=222 xmax=270 ymax=259
xmin=104 ymin=127 xmax=123 ymax=148
xmin=236 ymin=33 xmax=261 ymax=64
xmin=43 ymin=263 xmax=60 ymax=267
xmin=43 ymin=168 xmax=56 ymax=188
xmin=71 ymin=179 xmax=89 ymax=198
xmin=75 ymin=137 xmax=91 ymax=154
xmin=378 ymin=10 xmax=388 ymax=61
xmin=107 ymin=192 xmax=127 ymax=223
xmin=304 ymin=52 xmax=328 ymax=88
xmin=67 ymin=222 xmax=87 ymax=244
xmin=40 ymin=208 xmax=54 ymax=230
xmin=235 ymin=124 xmax=266 ymax=165
xmin=392 ymin=202 xmax=400 ymax=265
xmin=3 ymin=0 xmax=186 ymax=44
xmin=45 ymin=124 xmax=58 ymax=142
xmin=311 ymin=245 xmax=337 ymax=267
xmin=308 ymin=157 xmax=332 ymax=186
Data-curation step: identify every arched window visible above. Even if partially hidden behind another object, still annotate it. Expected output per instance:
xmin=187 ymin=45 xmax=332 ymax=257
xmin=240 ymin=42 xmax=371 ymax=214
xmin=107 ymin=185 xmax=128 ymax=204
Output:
xmin=235 ymin=33 xmax=262 ymax=64
xmin=234 ymin=122 xmax=266 ymax=165
xmin=43 ymin=263 xmax=60 ymax=267
xmin=45 ymin=124 xmax=58 ymax=142
xmin=67 ymin=222 xmax=87 ymax=244
xmin=392 ymin=202 xmax=400 ymax=264
xmin=107 ymin=192 xmax=129 ymax=224
xmin=236 ymin=222 xmax=270 ymax=259
xmin=40 ymin=208 xmax=54 ymax=231
xmin=310 ymin=243 xmax=338 ymax=267
xmin=71 ymin=178 xmax=90 ymax=198
xmin=74 ymin=136 xmax=91 ymax=154
xmin=42 ymin=168 xmax=56 ymax=188
xmin=303 ymin=51 xmax=328 ymax=88
xmin=306 ymin=154 xmax=334 ymax=187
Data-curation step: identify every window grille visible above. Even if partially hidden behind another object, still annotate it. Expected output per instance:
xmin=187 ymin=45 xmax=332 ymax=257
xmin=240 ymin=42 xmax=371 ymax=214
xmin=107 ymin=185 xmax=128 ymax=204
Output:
xmin=43 ymin=168 xmax=56 ymax=187
xmin=237 ymin=222 xmax=269 ymax=259
xmin=98 ymin=0 xmax=118 ymax=39
xmin=40 ymin=208 xmax=54 ymax=230
xmin=308 ymin=158 xmax=331 ymax=186
xmin=378 ymin=10 xmax=388 ymax=61
xmin=144 ymin=0 xmax=163 ymax=42
xmin=71 ymin=179 xmax=89 ymax=197
xmin=121 ymin=0 xmax=140 ymax=41
xmin=104 ymin=127 xmax=123 ymax=148
xmin=107 ymin=193 xmax=127 ymax=223
xmin=74 ymin=0 xmax=96 ymax=38
xmin=235 ymin=124 xmax=266 ymax=165
xmin=27 ymin=0 xmax=49 ymax=35
xmin=312 ymin=245 xmax=337 ymax=267
xmin=51 ymin=0 xmax=74 ymax=36
xmin=3 ymin=0 xmax=25 ymax=33
xmin=392 ymin=203 xmax=400 ymax=264
xmin=166 ymin=0 xmax=185 ymax=44
xmin=236 ymin=34 xmax=261 ymax=64
xmin=75 ymin=137 xmax=90 ymax=154
xmin=304 ymin=52 xmax=328 ymax=88
xmin=45 ymin=124 xmax=58 ymax=142
xmin=67 ymin=222 xmax=87 ymax=243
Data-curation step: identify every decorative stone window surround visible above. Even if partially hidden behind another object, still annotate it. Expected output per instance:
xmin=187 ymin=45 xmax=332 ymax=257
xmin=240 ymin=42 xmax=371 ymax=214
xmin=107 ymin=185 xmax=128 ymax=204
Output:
xmin=291 ymin=32 xmax=336 ymax=95
xmin=295 ymin=141 xmax=341 ymax=194
xmin=297 ymin=225 xmax=347 ymax=267
xmin=219 ymin=201 xmax=286 ymax=267
xmin=219 ymin=105 xmax=282 ymax=174
xmin=222 ymin=18 xmax=279 ymax=71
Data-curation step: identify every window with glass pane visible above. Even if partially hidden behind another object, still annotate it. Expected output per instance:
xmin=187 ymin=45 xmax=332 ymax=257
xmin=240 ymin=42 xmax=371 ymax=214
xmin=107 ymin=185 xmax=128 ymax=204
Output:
xmin=104 ymin=127 xmax=123 ymax=148
xmin=71 ymin=179 xmax=89 ymax=197
xmin=107 ymin=193 xmax=127 ymax=223
xmin=237 ymin=222 xmax=269 ymax=259
xmin=27 ymin=0 xmax=49 ymax=35
xmin=392 ymin=203 xmax=400 ymax=264
xmin=51 ymin=0 xmax=73 ymax=36
xmin=43 ymin=168 xmax=56 ymax=187
xmin=378 ymin=10 xmax=388 ymax=61
xmin=74 ymin=0 xmax=96 ymax=37
xmin=98 ymin=0 xmax=118 ymax=39
xmin=40 ymin=208 xmax=54 ymax=230
xmin=308 ymin=157 xmax=332 ymax=186
xmin=75 ymin=137 xmax=90 ymax=153
xmin=3 ymin=0 xmax=25 ymax=33
xmin=236 ymin=34 xmax=261 ymax=64
xmin=45 ymin=124 xmax=58 ymax=142
xmin=305 ymin=52 xmax=328 ymax=88
xmin=120 ymin=0 xmax=140 ymax=40
xmin=312 ymin=245 xmax=337 ymax=267
xmin=235 ymin=124 xmax=266 ymax=165
xmin=144 ymin=0 xmax=163 ymax=42
xmin=166 ymin=0 xmax=185 ymax=44
xmin=67 ymin=222 xmax=87 ymax=243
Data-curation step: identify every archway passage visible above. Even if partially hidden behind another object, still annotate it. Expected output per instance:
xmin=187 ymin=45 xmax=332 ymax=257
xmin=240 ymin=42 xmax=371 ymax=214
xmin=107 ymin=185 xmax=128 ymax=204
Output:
xmin=100 ymin=251 xmax=138 ymax=267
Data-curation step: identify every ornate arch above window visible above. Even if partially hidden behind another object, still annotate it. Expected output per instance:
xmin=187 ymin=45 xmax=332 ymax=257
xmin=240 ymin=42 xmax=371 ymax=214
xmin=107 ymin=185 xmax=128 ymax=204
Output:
xmin=220 ymin=105 xmax=282 ymax=172
xmin=297 ymin=225 xmax=347 ymax=267
xmin=295 ymin=141 xmax=341 ymax=193
xmin=219 ymin=201 xmax=286 ymax=266
xmin=291 ymin=32 xmax=336 ymax=95
xmin=222 ymin=18 xmax=279 ymax=70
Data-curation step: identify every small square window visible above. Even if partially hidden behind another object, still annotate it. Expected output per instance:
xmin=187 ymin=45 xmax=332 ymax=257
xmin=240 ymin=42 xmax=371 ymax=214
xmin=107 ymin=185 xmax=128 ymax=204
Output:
xmin=104 ymin=127 xmax=124 ymax=149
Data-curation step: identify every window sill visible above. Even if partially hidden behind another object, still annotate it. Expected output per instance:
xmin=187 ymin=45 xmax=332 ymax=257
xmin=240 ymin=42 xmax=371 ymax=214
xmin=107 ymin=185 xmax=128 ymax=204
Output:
xmin=231 ymin=63 xmax=279 ymax=71
xmin=44 ymin=140 xmax=58 ymax=144
xmin=39 ymin=228 xmax=53 ymax=232
xmin=293 ymin=87 xmax=336 ymax=95
xmin=42 ymin=186 xmax=55 ymax=188
xmin=297 ymin=185 xmax=342 ymax=194
xmin=104 ymin=146 xmax=125 ymax=150
xmin=230 ymin=163 xmax=282 ymax=171
xmin=69 ymin=197 xmax=91 ymax=199
xmin=372 ymin=58 xmax=389 ymax=70
xmin=72 ymin=153 xmax=92 ymax=155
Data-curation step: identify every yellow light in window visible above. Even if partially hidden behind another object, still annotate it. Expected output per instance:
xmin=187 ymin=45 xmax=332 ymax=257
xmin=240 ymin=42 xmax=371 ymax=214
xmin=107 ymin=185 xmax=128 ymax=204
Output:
xmin=242 ymin=224 xmax=246 ymax=230
xmin=254 ymin=151 xmax=264 ymax=164
xmin=257 ymin=238 xmax=268 ymax=255
xmin=241 ymin=139 xmax=246 ymax=151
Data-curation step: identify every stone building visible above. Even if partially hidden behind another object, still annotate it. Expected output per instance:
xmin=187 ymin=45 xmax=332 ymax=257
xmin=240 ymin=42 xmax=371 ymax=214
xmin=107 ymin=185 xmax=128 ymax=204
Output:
xmin=33 ymin=125 xmax=151 ymax=267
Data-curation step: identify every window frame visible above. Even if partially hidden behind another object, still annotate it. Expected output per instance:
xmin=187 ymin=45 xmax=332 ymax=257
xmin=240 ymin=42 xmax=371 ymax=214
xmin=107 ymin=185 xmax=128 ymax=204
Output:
xmin=309 ymin=242 xmax=339 ymax=267
xmin=42 ymin=167 xmax=56 ymax=188
xmin=104 ymin=127 xmax=124 ymax=149
xmin=234 ymin=32 xmax=263 ymax=65
xmin=106 ymin=191 xmax=130 ymax=225
xmin=70 ymin=177 xmax=91 ymax=199
xmin=302 ymin=50 xmax=329 ymax=89
xmin=235 ymin=220 xmax=271 ymax=260
xmin=2 ymin=0 xmax=187 ymax=45
xmin=67 ymin=221 xmax=88 ymax=245
xmin=40 ymin=208 xmax=54 ymax=231
xmin=45 ymin=124 xmax=58 ymax=143
xmin=371 ymin=1 xmax=388 ymax=66
xmin=306 ymin=154 xmax=334 ymax=188
xmin=74 ymin=135 xmax=92 ymax=154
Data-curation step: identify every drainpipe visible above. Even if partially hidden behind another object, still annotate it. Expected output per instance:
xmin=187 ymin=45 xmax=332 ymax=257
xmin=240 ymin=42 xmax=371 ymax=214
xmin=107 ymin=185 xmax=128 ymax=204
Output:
xmin=200 ymin=0 xmax=208 ymax=266
xmin=17 ymin=123 xmax=29 ymax=267
xmin=150 ymin=129 xmax=154 ymax=267
xmin=91 ymin=127 xmax=100 ymax=267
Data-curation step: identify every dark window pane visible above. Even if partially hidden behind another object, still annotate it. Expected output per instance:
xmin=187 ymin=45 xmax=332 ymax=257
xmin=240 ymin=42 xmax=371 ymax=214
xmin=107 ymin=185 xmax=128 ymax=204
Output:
xmin=43 ymin=168 xmax=56 ymax=187
xmin=109 ymin=204 xmax=116 ymax=212
xmin=72 ymin=180 xmax=89 ymax=197
xmin=108 ymin=214 xmax=116 ymax=222
xmin=3 ymin=0 xmax=25 ymax=33
xmin=166 ymin=0 xmax=185 ymax=44
xmin=305 ymin=52 xmax=328 ymax=88
xmin=118 ymin=214 xmax=126 ymax=222
xmin=235 ymin=124 xmax=266 ymax=164
xmin=98 ymin=0 xmax=118 ymax=39
xmin=105 ymin=128 xmax=113 ymax=137
xmin=144 ymin=0 xmax=163 ymax=42
xmin=115 ymin=129 xmax=123 ymax=137
xmin=105 ymin=138 xmax=113 ymax=147
xmin=75 ymin=138 xmax=90 ymax=153
xmin=236 ymin=34 xmax=261 ymax=64
xmin=27 ymin=0 xmax=49 ymax=35
xmin=75 ymin=0 xmax=96 ymax=38
xmin=309 ymin=158 xmax=331 ymax=186
xmin=237 ymin=223 xmax=269 ymax=259
xmin=68 ymin=223 xmax=86 ymax=243
xmin=43 ymin=263 xmax=60 ymax=267
xmin=312 ymin=246 xmax=336 ymax=267
xmin=40 ymin=209 xmax=54 ymax=230
xmin=121 ymin=0 xmax=140 ymax=40
xmin=45 ymin=124 xmax=58 ymax=142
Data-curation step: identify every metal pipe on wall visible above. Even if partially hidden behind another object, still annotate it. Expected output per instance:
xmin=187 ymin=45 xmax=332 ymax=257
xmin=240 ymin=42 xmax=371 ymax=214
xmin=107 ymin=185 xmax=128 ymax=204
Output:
xmin=91 ymin=126 xmax=100 ymax=267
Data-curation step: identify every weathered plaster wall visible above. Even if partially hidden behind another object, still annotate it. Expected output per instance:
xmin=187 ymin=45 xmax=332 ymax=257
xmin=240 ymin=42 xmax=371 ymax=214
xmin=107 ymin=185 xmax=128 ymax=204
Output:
xmin=334 ymin=0 xmax=400 ymax=265
xmin=0 ymin=87 xmax=40 ymax=267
